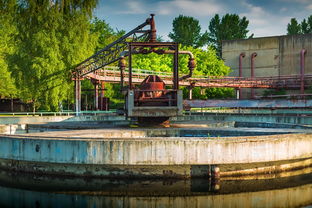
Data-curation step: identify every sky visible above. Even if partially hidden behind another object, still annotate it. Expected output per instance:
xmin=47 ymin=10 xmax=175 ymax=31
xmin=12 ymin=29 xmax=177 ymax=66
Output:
xmin=94 ymin=0 xmax=312 ymax=41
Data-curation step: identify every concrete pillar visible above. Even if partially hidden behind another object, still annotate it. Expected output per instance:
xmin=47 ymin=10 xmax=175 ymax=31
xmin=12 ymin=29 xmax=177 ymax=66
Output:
xmin=189 ymin=88 xmax=193 ymax=100
xmin=94 ymin=80 xmax=99 ymax=111
xmin=75 ymin=78 xmax=81 ymax=115
xmin=236 ymin=89 xmax=240 ymax=100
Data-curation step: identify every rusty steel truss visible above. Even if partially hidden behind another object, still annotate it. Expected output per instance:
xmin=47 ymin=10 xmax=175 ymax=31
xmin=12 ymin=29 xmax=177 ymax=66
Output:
xmin=73 ymin=15 xmax=156 ymax=78
xmin=73 ymin=14 xmax=157 ymax=113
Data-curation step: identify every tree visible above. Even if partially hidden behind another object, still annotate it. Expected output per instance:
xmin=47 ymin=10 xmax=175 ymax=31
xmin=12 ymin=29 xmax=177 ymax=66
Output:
xmin=287 ymin=18 xmax=301 ymax=35
xmin=303 ymin=15 xmax=312 ymax=34
xmin=169 ymin=15 xmax=208 ymax=48
xmin=9 ymin=0 xmax=98 ymax=111
xmin=287 ymin=16 xmax=312 ymax=35
xmin=91 ymin=17 xmax=123 ymax=51
xmin=208 ymin=14 xmax=252 ymax=57
xmin=0 ymin=0 xmax=18 ymax=99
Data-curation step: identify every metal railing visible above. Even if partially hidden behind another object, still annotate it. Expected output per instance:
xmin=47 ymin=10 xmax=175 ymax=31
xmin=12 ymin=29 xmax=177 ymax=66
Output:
xmin=0 ymin=110 xmax=117 ymax=117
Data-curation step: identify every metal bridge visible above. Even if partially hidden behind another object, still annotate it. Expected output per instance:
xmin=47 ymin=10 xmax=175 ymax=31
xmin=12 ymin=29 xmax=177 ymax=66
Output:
xmin=85 ymin=66 xmax=312 ymax=89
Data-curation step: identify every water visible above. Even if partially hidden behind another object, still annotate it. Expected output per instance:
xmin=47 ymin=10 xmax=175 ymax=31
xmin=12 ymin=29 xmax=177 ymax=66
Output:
xmin=0 ymin=170 xmax=311 ymax=208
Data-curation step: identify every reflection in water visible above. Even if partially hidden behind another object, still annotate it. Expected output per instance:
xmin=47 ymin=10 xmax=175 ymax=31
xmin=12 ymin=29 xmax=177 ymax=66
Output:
xmin=0 ymin=170 xmax=311 ymax=208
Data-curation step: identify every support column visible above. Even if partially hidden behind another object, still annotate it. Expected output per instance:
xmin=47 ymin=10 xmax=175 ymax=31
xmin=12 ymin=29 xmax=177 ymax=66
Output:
xmin=236 ymin=89 xmax=240 ymax=100
xmin=75 ymin=78 xmax=81 ymax=115
xmin=93 ymin=80 xmax=99 ymax=111
xmin=129 ymin=45 xmax=133 ymax=90
xmin=173 ymin=43 xmax=179 ymax=90
xmin=99 ymin=81 xmax=105 ymax=111
xmin=189 ymin=88 xmax=193 ymax=100
xmin=119 ymin=56 xmax=126 ymax=91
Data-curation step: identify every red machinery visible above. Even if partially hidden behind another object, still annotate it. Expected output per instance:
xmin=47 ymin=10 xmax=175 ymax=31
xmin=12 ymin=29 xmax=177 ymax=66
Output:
xmin=135 ymin=75 xmax=175 ymax=107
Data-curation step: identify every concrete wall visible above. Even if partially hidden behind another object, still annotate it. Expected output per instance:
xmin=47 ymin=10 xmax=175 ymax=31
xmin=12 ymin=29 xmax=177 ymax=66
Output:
xmin=0 ymin=115 xmax=125 ymax=125
xmin=222 ymin=34 xmax=312 ymax=98
xmin=0 ymin=133 xmax=311 ymax=166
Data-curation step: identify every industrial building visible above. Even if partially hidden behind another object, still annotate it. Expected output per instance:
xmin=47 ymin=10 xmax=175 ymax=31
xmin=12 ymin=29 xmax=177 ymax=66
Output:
xmin=222 ymin=34 xmax=312 ymax=99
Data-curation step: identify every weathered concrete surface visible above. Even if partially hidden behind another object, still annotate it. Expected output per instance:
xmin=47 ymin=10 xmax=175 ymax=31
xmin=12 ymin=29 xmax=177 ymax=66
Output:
xmin=0 ymin=124 xmax=28 ymax=134
xmin=0 ymin=115 xmax=125 ymax=125
xmin=176 ymin=114 xmax=312 ymax=125
xmin=222 ymin=34 xmax=312 ymax=98
xmin=0 ymin=131 xmax=311 ymax=177
xmin=0 ymin=116 xmax=73 ymax=125
xmin=184 ymin=99 xmax=312 ymax=108
xmin=8 ymin=127 xmax=312 ymax=138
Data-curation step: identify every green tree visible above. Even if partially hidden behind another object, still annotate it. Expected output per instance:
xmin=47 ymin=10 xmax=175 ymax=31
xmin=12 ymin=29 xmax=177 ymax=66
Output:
xmin=91 ymin=17 xmax=125 ymax=51
xmin=0 ymin=0 xmax=18 ymax=99
xmin=287 ymin=18 xmax=302 ymax=35
xmin=208 ymin=14 xmax=252 ymax=57
xmin=169 ymin=15 xmax=208 ymax=48
xmin=9 ymin=0 xmax=98 ymax=112
xmin=286 ymin=16 xmax=312 ymax=35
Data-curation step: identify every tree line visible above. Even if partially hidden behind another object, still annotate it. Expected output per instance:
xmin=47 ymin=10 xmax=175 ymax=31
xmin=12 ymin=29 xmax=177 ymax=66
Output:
xmin=287 ymin=15 xmax=312 ymax=35
xmin=0 ymin=0 xmax=309 ymax=111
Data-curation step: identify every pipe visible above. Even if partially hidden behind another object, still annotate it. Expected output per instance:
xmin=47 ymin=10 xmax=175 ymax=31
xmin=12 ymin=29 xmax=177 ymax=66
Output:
xmin=250 ymin=52 xmax=257 ymax=99
xmin=118 ymin=49 xmax=195 ymax=90
xmin=162 ymin=50 xmax=196 ymax=81
xmin=239 ymin=52 xmax=245 ymax=78
xmin=300 ymin=49 xmax=307 ymax=95
xmin=119 ymin=56 xmax=126 ymax=91
xmin=238 ymin=52 xmax=245 ymax=99
xmin=149 ymin=14 xmax=156 ymax=42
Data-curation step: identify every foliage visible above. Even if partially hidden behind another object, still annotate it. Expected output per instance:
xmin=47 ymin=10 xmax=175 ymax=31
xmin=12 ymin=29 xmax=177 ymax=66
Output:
xmin=208 ymin=14 xmax=252 ymax=57
xmin=287 ymin=16 xmax=312 ymax=35
xmin=168 ymin=15 xmax=208 ymax=48
xmin=91 ymin=17 xmax=125 ymax=51
xmin=0 ymin=0 xmax=18 ymax=98
xmin=7 ymin=0 xmax=98 ymax=111
xmin=301 ymin=16 xmax=312 ymax=34
xmin=287 ymin=18 xmax=302 ymax=35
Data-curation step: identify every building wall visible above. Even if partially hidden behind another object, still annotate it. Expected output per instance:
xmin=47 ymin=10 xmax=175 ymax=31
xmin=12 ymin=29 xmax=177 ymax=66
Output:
xmin=222 ymin=34 xmax=312 ymax=98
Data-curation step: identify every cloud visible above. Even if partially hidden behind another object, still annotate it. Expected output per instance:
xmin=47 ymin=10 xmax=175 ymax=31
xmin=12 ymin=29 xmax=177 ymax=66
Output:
xmin=239 ymin=0 xmax=290 ymax=37
xmin=280 ymin=7 xmax=287 ymax=12
xmin=157 ymin=0 xmax=223 ymax=16
xmin=115 ymin=0 xmax=147 ymax=14
xmin=308 ymin=4 xmax=312 ymax=10
xmin=108 ymin=0 xmax=224 ymax=16
xmin=277 ymin=0 xmax=310 ymax=3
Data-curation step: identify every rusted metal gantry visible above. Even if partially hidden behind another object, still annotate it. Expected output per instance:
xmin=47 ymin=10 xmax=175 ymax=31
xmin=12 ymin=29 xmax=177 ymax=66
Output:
xmin=73 ymin=14 xmax=157 ymax=114
xmin=73 ymin=14 xmax=194 ymax=121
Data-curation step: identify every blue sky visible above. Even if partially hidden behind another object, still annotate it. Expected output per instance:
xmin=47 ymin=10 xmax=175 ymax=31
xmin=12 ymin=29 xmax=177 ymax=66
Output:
xmin=94 ymin=0 xmax=312 ymax=40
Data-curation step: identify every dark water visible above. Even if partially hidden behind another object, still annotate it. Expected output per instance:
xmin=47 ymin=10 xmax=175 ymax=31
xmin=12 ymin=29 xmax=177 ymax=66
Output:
xmin=0 ymin=170 xmax=311 ymax=208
